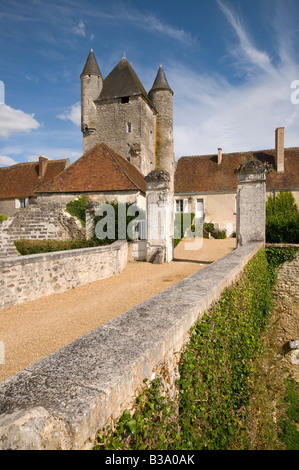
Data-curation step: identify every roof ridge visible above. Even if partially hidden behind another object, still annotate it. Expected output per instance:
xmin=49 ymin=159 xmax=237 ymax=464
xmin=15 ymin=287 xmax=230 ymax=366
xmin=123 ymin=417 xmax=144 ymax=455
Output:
xmin=100 ymin=142 xmax=140 ymax=191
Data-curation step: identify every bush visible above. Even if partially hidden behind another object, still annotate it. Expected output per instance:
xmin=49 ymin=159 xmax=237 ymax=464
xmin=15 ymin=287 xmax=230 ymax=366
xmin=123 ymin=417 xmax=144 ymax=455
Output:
xmin=14 ymin=238 xmax=109 ymax=255
xmin=204 ymin=221 xmax=227 ymax=239
xmin=66 ymin=195 xmax=88 ymax=227
xmin=266 ymin=192 xmax=299 ymax=243
xmin=0 ymin=214 xmax=7 ymax=223
xmin=93 ymin=201 xmax=146 ymax=243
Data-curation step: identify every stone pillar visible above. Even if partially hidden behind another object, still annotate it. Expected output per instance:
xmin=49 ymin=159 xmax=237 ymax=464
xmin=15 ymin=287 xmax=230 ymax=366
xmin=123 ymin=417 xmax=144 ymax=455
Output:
xmin=145 ymin=170 xmax=174 ymax=263
xmin=235 ymin=157 xmax=272 ymax=247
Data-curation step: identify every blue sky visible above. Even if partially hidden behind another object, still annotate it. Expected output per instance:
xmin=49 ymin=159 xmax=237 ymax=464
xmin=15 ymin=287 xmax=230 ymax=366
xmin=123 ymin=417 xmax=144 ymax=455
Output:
xmin=1 ymin=0 xmax=299 ymax=166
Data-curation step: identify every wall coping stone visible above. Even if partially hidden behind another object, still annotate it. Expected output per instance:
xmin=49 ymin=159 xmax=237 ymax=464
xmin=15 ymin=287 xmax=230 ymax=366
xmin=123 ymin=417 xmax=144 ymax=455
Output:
xmin=0 ymin=241 xmax=263 ymax=450
xmin=0 ymin=240 xmax=126 ymax=267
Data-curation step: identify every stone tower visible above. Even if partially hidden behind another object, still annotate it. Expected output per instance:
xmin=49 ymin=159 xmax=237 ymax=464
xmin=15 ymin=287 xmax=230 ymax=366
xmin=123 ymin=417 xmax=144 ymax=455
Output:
xmin=80 ymin=49 xmax=103 ymax=153
xmin=80 ymin=51 xmax=174 ymax=181
xmin=149 ymin=66 xmax=175 ymax=188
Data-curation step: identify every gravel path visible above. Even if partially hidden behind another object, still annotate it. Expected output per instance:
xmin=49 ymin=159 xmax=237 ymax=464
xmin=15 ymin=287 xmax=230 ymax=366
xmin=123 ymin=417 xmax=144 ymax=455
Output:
xmin=0 ymin=238 xmax=236 ymax=382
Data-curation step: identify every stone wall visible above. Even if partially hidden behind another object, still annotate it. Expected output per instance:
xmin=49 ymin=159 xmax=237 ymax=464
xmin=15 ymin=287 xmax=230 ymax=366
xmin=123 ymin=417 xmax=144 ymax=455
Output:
xmin=0 ymin=203 xmax=85 ymax=257
xmin=85 ymin=96 xmax=156 ymax=176
xmin=0 ymin=242 xmax=262 ymax=450
xmin=0 ymin=240 xmax=128 ymax=310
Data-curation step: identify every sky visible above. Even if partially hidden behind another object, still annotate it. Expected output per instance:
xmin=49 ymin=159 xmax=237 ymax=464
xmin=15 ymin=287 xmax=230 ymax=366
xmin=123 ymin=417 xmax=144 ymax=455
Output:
xmin=1 ymin=0 xmax=299 ymax=167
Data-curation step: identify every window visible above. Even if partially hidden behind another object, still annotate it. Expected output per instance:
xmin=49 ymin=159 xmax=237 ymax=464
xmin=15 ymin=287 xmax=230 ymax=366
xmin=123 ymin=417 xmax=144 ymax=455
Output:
xmin=175 ymin=199 xmax=189 ymax=213
xmin=196 ymin=199 xmax=204 ymax=221
xmin=121 ymin=96 xmax=129 ymax=104
xmin=15 ymin=198 xmax=29 ymax=209
xmin=127 ymin=122 xmax=132 ymax=133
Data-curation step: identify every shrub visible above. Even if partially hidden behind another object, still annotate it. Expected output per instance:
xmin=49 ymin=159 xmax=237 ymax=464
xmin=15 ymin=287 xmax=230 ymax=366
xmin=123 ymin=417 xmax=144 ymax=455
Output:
xmin=93 ymin=201 xmax=146 ymax=243
xmin=204 ymin=221 xmax=227 ymax=239
xmin=0 ymin=214 xmax=7 ymax=223
xmin=66 ymin=195 xmax=88 ymax=227
xmin=266 ymin=192 xmax=299 ymax=243
xmin=14 ymin=238 xmax=109 ymax=255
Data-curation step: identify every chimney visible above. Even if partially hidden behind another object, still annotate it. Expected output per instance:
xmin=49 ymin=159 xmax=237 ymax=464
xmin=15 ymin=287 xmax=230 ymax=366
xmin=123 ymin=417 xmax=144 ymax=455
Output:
xmin=217 ymin=148 xmax=222 ymax=165
xmin=275 ymin=127 xmax=284 ymax=173
xmin=38 ymin=156 xmax=48 ymax=177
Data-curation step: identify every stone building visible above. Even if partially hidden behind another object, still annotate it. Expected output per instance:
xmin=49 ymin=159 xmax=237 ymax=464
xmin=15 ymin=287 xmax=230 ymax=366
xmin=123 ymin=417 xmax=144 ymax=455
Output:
xmin=0 ymin=157 xmax=69 ymax=216
xmin=174 ymin=128 xmax=299 ymax=236
xmin=81 ymin=50 xmax=174 ymax=183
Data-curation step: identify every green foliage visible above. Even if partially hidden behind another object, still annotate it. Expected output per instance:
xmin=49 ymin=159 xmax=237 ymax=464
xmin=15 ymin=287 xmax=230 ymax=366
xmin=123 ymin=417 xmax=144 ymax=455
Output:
xmin=94 ymin=378 xmax=179 ymax=450
xmin=266 ymin=192 xmax=299 ymax=243
xmin=176 ymin=248 xmax=273 ymax=450
xmin=204 ymin=222 xmax=227 ymax=239
xmin=14 ymin=238 xmax=109 ymax=255
xmin=66 ymin=195 xmax=88 ymax=227
xmin=0 ymin=214 xmax=7 ymax=223
xmin=265 ymin=246 xmax=299 ymax=286
xmin=94 ymin=248 xmax=282 ymax=450
xmin=93 ymin=201 xmax=145 ymax=243
xmin=278 ymin=378 xmax=299 ymax=450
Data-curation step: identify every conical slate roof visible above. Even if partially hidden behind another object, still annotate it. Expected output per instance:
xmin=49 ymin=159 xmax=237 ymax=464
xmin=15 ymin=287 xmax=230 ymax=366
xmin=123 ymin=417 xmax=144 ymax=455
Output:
xmin=150 ymin=65 xmax=173 ymax=94
xmin=96 ymin=56 xmax=155 ymax=110
xmin=80 ymin=49 xmax=102 ymax=78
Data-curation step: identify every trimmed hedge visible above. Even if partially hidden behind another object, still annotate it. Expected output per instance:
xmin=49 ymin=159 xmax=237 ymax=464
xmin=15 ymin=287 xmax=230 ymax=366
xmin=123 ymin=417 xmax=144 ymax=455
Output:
xmin=14 ymin=238 xmax=110 ymax=255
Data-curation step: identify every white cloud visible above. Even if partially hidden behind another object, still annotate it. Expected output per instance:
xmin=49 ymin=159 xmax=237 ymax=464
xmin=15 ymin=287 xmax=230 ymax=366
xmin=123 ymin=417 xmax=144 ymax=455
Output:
xmin=0 ymin=155 xmax=18 ymax=167
xmin=73 ymin=19 xmax=86 ymax=37
xmin=217 ymin=0 xmax=274 ymax=75
xmin=171 ymin=2 xmax=299 ymax=157
xmin=0 ymin=104 xmax=40 ymax=138
xmin=57 ymin=102 xmax=81 ymax=127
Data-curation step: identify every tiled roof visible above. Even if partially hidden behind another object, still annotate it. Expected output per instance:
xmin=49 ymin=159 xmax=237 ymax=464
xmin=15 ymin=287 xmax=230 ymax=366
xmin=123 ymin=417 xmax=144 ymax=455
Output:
xmin=174 ymin=148 xmax=299 ymax=193
xmin=36 ymin=142 xmax=146 ymax=194
xmin=0 ymin=159 xmax=69 ymax=199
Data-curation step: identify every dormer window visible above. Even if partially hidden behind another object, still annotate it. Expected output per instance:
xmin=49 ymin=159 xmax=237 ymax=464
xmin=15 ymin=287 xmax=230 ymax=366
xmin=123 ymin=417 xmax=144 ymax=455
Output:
xmin=121 ymin=96 xmax=129 ymax=104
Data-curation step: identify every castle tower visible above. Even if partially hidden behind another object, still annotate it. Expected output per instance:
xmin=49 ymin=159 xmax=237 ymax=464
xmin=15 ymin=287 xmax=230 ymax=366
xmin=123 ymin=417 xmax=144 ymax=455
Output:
xmin=149 ymin=66 xmax=174 ymax=188
xmin=80 ymin=49 xmax=103 ymax=154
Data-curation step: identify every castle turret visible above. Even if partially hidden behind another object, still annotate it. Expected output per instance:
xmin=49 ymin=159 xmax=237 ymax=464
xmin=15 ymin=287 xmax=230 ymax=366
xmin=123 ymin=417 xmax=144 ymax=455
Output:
xmin=149 ymin=66 xmax=174 ymax=187
xmin=80 ymin=49 xmax=103 ymax=154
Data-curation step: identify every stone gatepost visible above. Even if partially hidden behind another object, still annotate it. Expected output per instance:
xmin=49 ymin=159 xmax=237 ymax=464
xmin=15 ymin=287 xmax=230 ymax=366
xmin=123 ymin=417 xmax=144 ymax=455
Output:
xmin=145 ymin=170 xmax=174 ymax=263
xmin=235 ymin=157 xmax=272 ymax=247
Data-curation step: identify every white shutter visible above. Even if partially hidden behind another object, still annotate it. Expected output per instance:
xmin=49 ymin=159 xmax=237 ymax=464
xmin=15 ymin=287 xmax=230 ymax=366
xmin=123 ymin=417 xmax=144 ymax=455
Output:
xmin=183 ymin=198 xmax=188 ymax=213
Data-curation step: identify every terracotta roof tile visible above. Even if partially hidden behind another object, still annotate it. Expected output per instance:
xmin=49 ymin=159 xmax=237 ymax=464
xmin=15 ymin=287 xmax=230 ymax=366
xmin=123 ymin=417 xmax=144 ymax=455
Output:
xmin=174 ymin=148 xmax=299 ymax=193
xmin=0 ymin=159 xmax=69 ymax=199
xmin=36 ymin=142 xmax=146 ymax=194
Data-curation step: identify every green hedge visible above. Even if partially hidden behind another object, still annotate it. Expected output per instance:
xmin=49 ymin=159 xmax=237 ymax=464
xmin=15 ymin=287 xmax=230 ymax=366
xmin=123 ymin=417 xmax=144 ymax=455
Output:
xmin=14 ymin=238 xmax=109 ymax=255
xmin=266 ymin=192 xmax=299 ymax=243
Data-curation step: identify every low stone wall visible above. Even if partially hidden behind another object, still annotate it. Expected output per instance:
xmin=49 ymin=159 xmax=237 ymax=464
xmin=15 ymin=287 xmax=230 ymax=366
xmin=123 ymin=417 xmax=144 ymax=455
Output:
xmin=0 ymin=240 xmax=128 ymax=310
xmin=0 ymin=242 xmax=262 ymax=450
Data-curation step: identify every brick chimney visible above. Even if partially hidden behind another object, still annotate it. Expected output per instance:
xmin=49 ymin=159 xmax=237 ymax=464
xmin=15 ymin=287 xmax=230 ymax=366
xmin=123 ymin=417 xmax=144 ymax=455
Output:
xmin=275 ymin=127 xmax=284 ymax=173
xmin=217 ymin=148 xmax=222 ymax=165
xmin=38 ymin=156 xmax=48 ymax=177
